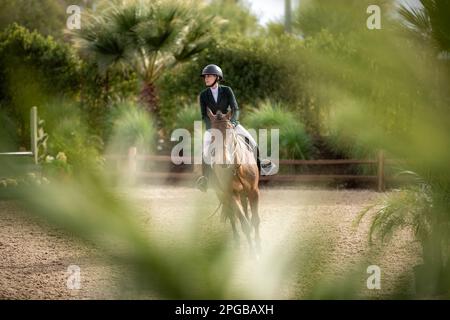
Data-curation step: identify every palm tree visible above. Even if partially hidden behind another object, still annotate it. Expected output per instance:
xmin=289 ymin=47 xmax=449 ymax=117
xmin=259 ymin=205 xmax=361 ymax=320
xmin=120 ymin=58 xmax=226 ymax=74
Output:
xmin=399 ymin=0 xmax=450 ymax=53
xmin=72 ymin=0 xmax=218 ymax=131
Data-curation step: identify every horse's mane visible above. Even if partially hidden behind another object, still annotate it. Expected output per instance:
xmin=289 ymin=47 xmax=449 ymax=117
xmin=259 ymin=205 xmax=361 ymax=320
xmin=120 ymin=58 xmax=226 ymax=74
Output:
xmin=210 ymin=113 xmax=256 ymax=166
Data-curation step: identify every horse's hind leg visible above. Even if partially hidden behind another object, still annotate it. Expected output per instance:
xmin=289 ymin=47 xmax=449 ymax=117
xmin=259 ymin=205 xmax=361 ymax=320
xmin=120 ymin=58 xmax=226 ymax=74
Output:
xmin=240 ymin=194 xmax=250 ymax=222
xmin=249 ymin=189 xmax=261 ymax=253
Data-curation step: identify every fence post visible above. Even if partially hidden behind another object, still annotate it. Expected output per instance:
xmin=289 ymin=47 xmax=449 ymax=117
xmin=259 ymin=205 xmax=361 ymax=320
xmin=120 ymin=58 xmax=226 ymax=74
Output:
xmin=128 ymin=146 xmax=137 ymax=185
xmin=377 ymin=150 xmax=385 ymax=192
xmin=30 ymin=106 xmax=38 ymax=165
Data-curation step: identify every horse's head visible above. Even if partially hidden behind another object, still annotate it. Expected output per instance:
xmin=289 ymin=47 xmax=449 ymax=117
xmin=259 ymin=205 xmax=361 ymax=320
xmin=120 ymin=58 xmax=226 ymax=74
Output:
xmin=207 ymin=108 xmax=235 ymax=168
xmin=207 ymin=108 xmax=233 ymax=131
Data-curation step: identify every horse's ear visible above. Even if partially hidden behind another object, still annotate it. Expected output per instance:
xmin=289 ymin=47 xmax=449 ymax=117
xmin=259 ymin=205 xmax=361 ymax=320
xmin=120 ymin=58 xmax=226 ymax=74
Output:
xmin=207 ymin=108 xmax=215 ymax=121
xmin=226 ymin=109 xmax=232 ymax=120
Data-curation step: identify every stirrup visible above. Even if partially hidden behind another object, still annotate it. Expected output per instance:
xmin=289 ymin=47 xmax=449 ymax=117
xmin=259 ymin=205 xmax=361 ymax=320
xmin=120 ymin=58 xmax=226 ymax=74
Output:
xmin=260 ymin=159 xmax=277 ymax=176
xmin=195 ymin=176 xmax=208 ymax=192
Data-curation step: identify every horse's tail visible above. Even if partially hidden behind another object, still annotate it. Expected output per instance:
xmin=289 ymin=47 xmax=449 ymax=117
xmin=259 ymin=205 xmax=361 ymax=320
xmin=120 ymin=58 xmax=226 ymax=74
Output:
xmin=220 ymin=204 xmax=228 ymax=222
xmin=219 ymin=199 xmax=231 ymax=223
xmin=208 ymin=201 xmax=222 ymax=219
xmin=219 ymin=201 xmax=233 ymax=223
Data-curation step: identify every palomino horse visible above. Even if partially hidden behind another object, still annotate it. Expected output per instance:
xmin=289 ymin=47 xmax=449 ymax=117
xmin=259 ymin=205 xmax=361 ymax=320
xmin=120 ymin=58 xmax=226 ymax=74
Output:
xmin=206 ymin=108 xmax=260 ymax=255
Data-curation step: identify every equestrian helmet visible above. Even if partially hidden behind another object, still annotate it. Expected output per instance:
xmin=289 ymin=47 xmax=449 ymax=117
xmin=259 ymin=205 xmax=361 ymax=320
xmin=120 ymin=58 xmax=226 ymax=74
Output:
xmin=201 ymin=64 xmax=223 ymax=80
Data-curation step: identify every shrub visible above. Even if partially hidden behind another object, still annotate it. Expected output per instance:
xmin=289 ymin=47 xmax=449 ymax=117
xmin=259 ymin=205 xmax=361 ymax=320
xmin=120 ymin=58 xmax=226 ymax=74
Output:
xmin=0 ymin=24 xmax=81 ymax=147
xmin=0 ymin=24 xmax=140 ymax=149
xmin=0 ymin=109 xmax=19 ymax=152
xmin=243 ymin=100 xmax=313 ymax=160
xmin=106 ymin=101 xmax=157 ymax=154
xmin=0 ymin=0 xmax=67 ymax=38
xmin=41 ymin=99 xmax=104 ymax=174
xmin=170 ymin=104 xmax=201 ymax=135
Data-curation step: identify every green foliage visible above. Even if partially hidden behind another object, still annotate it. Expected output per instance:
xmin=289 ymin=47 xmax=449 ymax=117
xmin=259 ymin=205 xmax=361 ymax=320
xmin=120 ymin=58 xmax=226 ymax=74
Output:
xmin=356 ymin=177 xmax=433 ymax=246
xmin=243 ymin=100 xmax=313 ymax=160
xmin=399 ymin=0 xmax=450 ymax=53
xmin=0 ymin=24 xmax=81 ymax=94
xmin=106 ymin=101 xmax=156 ymax=154
xmin=40 ymin=99 xmax=104 ymax=174
xmin=264 ymin=22 xmax=286 ymax=38
xmin=307 ymin=1 xmax=450 ymax=293
xmin=204 ymin=0 xmax=261 ymax=36
xmin=0 ymin=0 xmax=102 ymax=39
xmin=78 ymin=62 xmax=139 ymax=140
xmin=324 ymin=128 xmax=375 ymax=160
xmin=300 ymin=27 xmax=440 ymax=142
xmin=354 ymin=170 xmax=450 ymax=296
xmin=0 ymin=23 xmax=140 ymax=151
xmin=158 ymin=34 xmax=322 ymax=134
xmin=71 ymin=0 xmax=220 ymax=122
xmin=0 ymin=24 xmax=81 ymax=147
xmin=170 ymin=104 xmax=201 ymax=135
xmin=303 ymin=29 xmax=356 ymax=58
xmin=1 ymin=0 xmax=450 ymax=300
xmin=0 ymin=0 xmax=66 ymax=38
xmin=160 ymin=36 xmax=297 ymax=105
xmin=0 ymin=109 xmax=18 ymax=152
xmin=41 ymin=152 xmax=73 ymax=179
xmin=72 ymin=0 xmax=219 ymax=81
xmin=294 ymin=0 xmax=393 ymax=37
xmin=16 ymin=170 xmax=236 ymax=299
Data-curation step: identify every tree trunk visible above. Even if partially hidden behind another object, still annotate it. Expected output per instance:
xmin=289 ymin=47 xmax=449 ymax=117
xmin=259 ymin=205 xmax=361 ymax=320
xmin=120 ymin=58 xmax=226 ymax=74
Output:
xmin=140 ymin=81 xmax=160 ymax=116
xmin=139 ymin=81 xmax=166 ymax=151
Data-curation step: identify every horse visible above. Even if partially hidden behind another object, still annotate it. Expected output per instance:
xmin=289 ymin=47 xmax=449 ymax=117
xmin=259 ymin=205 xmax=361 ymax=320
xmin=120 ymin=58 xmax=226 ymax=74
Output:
xmin=206 ymin=108 xmax=261 ymax=255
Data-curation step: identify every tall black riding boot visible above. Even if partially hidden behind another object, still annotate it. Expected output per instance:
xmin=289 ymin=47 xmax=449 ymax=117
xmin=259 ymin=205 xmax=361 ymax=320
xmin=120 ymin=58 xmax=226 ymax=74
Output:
xmin=244 ymin=137 xmax=261 ymax=174
xmin=256 ymin=146 xmax=261 ymax=174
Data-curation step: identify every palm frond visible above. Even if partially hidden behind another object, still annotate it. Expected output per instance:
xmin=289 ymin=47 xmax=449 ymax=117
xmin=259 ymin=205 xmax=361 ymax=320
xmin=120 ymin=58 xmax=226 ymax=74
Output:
xmin=137 ymin=5 xmax=180 ymax=53
xmin=173 ymin=14 xmax=216 ymax=62
xmin=399 ymin=4 xmax=431 ymax=35
xmin=353 ymin=203 xmax=378 ymax=228
xmin=110 ymin=4 xmax=142 ymax=33
xmin=399 ymin=0 xmax=450 ymax=52
xmin=72 ymin=9 xmax=130 ymax=72
xmin=356 ymin=176 xmax=433 ymax=246
xmin=71 ymin=0 xmax=214 ymax=81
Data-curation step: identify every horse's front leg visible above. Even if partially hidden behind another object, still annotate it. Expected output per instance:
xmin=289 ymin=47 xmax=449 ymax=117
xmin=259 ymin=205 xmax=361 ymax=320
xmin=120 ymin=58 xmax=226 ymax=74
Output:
xmin=232 ymin=193 xmax=255 ymax=256
xmin=240 ymin=193 xmax=250 ymax=222
xmin=223 ymin=203 xmax=239 ymax=248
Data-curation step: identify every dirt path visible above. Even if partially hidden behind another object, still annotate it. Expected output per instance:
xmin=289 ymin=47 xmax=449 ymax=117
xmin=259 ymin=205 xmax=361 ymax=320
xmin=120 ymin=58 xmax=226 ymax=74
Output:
xmin=0 ymin=186 xmax=421 ymax=299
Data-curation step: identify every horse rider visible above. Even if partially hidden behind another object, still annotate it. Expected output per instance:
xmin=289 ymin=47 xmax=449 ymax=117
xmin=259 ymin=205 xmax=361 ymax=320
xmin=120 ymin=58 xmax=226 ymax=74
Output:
xmin=195 ymin=64 xmax=274 ymax=192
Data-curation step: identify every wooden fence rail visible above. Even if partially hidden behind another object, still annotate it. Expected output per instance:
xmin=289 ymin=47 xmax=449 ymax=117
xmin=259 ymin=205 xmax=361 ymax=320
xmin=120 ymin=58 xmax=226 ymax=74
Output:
xmin=106 ymin=149 xmax=391 ymax=192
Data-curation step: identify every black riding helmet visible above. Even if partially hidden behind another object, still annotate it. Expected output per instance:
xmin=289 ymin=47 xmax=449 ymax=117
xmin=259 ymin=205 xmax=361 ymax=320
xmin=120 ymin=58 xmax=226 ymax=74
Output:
xmin=201 ymin=64 xmax=223 ymax=80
